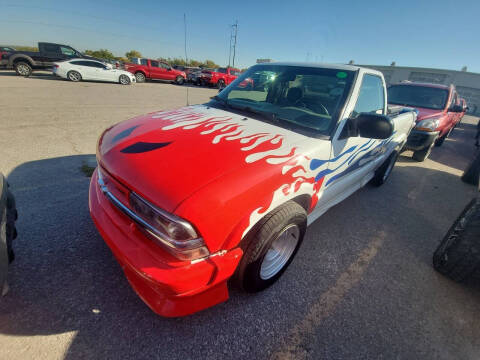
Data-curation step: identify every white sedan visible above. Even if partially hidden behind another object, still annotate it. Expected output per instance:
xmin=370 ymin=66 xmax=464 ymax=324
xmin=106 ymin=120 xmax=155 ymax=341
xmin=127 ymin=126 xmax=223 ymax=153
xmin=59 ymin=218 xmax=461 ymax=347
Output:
xmin=53 ymin=59 xmax=136 ymax=85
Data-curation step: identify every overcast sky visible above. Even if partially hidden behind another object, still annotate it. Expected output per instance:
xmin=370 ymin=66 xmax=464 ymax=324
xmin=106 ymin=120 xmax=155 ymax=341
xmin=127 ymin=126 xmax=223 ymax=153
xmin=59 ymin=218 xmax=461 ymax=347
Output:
xmin=1 ymin=0 xmax=478 ymax=72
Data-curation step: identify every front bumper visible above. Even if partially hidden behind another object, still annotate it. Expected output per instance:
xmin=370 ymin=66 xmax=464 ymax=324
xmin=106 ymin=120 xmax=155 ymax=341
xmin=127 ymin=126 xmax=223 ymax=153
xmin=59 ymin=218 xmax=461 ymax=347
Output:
xmin=404 ymin=130 xmax=439 ymax=151
xmin=89 ymin=169 xmax=242 ymax=317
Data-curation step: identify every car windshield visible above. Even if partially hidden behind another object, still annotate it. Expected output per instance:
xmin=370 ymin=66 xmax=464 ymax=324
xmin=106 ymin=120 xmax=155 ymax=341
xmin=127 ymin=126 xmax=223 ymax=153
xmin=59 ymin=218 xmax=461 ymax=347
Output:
xmin=213 ymin=64 xmax=355 ymax=136
xmin=388 ymin=85 xmax=449 ymax=110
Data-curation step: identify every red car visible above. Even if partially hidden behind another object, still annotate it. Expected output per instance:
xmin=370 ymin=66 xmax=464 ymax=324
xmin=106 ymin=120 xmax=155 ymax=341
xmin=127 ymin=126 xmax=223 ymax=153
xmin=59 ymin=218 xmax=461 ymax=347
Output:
xmin=124 ymin=59 xmax=186 ymax=85
xmin=388 ymin=82 xmax=464 ymax=161
xmin=199 ymin=67 xmax=241 ymax=88
xmin=0 ymin=46 xmax=16 ymax=68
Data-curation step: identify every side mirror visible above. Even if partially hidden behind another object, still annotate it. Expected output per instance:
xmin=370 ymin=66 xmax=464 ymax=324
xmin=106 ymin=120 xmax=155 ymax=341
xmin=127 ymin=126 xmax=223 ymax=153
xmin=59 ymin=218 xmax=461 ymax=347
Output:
xmin=344 ymin=113 xmax=394 ymax=139
xmin=449 ymin=104 xmax=463 ymax=113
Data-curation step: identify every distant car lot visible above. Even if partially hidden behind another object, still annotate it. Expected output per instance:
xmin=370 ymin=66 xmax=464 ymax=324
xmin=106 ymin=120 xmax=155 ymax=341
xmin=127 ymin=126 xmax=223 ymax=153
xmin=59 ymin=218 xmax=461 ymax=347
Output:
xmin=1 ymin=70 xmax=480 ymax=359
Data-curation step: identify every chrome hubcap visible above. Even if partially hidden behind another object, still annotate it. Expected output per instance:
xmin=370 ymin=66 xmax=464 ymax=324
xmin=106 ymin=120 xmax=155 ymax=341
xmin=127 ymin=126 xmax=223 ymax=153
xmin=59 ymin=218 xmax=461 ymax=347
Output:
xmin=69 ymin=72 xmax=80 ymax=81
xmin=120 ymin=76 xmax=129 ymax=84
xmin=18 ymin=64 xmax=29 ymax=75
xmin=260 ymin=224 xmax=300 ymax=280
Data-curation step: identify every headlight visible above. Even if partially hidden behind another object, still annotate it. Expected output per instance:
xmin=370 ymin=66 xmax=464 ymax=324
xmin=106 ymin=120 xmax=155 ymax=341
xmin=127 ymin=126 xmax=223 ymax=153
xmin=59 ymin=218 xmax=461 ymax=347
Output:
xmin=415 ymin=118 xmax=440 ymax=132
xmin=129 ymin=192 xmax=209 ymax=260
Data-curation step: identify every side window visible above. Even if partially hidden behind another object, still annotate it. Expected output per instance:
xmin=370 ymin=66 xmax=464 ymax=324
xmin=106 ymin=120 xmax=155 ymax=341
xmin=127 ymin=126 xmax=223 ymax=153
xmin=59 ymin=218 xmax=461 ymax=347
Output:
xmin=140 ymin=59 xmax=148 ymax=66
xmin=70 ymin=61 xmax=83 ymax=66
xmin=60 ymin=46 xmax=75 ymax=56
xmin=217 ymin=68 xmax=227 ymax=74
xmin=352 ymin=74 xmax=385 ymax=117
xmin=91 ymin=62 xmax=106 ymax=68
xmin=44 ymin=44 xmax=59 ymax=53
xmin=150 ymin=60 xmax=160 ymax=67
xmin=160 ymin=62 xmax=170 ymax=69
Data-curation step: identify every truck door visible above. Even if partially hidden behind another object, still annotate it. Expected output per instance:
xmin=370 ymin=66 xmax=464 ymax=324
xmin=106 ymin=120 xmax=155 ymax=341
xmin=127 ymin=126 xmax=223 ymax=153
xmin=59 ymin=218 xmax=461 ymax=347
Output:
xmin=40 ymin=43 xmax=62 ymax=67
xmin=149 ymin=60 xmax=163 ymax=79
xmin=160 ymin=62 xmax=175 ymax=80
xmin=320 ymin=73 xmax=387 ymax=208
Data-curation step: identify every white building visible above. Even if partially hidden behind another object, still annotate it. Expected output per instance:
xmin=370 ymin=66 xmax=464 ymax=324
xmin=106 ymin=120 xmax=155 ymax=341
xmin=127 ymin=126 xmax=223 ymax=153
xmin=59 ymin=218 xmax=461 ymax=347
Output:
xmin=359 ymin=65 xmax=480 ymax=115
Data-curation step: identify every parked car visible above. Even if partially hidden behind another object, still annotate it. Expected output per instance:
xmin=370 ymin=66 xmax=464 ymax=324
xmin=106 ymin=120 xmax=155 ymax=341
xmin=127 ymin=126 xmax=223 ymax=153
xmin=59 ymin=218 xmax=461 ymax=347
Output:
xmin=0 ymin=46 xmax=16 ymax=68
xmin=89 ymin=62 xmax=416 ymax=317
xmin=4 ymin=42 xmax=101 ymax=77
xmin=124 ymin=59 xmax=186 ymax=84
xmin=187 ymin=68 xmax=203 ymax=84
xmin=388 ymin=82 xmax=464 ymax=161
xmin=53 ymin=59 xmax=136 ymax=85
xmin=199 ymin=67 xmax=242 ymax=88
xmin=0 ymin=173 xmax=18 ymax=296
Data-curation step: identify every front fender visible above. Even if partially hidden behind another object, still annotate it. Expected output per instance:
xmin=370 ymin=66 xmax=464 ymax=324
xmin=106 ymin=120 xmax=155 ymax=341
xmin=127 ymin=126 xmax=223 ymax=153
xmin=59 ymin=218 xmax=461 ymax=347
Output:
xmin=9 ymin=54 xmax=35 ymax=67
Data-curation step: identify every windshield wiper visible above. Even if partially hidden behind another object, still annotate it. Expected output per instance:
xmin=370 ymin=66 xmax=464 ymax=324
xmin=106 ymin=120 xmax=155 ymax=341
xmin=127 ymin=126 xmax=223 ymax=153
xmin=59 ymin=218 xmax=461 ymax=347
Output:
xmin=211 ymin=95 xmax=231 ymax=109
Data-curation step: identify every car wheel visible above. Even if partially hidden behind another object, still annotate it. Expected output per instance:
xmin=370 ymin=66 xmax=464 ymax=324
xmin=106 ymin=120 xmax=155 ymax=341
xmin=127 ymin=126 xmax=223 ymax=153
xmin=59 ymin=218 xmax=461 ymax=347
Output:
xmin=433 ymin=199 xmax=480 ymax=282
xmin=235 ymin=201 xmax=307 ymax=293
xmin=435 ymin=130 xmax=450 ymax=147
xmin=175 ymin=76 xmax=185 ymax=85
xmin=119 ymin=74 xmax=131 ymax=85
xmin=67 ymin=71 xmax=82 ymax=82
xmin=217 ymin=79 xmax=225 ymax=89
xmin=370 ymin=150 xmax=399 ymax=186
xmin=135 ymin=72 xmax=145 ymax=83
xmin=14 ymin=62 xmax=32 ymax=77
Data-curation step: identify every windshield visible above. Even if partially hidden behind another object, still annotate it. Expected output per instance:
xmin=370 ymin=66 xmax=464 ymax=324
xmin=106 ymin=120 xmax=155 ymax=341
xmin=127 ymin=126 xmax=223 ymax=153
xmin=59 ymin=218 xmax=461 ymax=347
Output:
xmin=388 ymin=85 xmax=448 ymax=110
xmin=213 ymin=65 xmax=355 ymax=136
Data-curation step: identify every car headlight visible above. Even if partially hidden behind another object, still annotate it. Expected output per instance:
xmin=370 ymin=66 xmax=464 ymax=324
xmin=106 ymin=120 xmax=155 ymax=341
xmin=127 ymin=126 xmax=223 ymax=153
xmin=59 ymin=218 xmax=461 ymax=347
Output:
xmin=129 ymin=192 xmax=209 ymax=260
xmin=415 ymin=118 xmax=440 ymax=132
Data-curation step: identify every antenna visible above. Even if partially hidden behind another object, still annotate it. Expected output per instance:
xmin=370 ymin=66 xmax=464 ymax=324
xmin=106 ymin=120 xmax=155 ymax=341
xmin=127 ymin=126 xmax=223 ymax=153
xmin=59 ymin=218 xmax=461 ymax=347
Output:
xmin=228 ymin=21 xmax=238 ymax=68
xmin=184 ymin=13 xmax=189 ymax=106
xmin=232 ymin=20 xmax=238 ymax=68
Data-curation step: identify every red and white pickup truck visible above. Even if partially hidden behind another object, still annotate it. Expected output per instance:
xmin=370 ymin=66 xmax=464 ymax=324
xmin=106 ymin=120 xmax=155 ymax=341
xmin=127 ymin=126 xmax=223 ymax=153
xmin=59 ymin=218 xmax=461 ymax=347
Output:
xmin=124 ymin=59 xmax=187 ymax=84
xmin=199 ymin=67 xmax=242 ymax=88
xmin=89 ymin=63 xmax=416 ymax=317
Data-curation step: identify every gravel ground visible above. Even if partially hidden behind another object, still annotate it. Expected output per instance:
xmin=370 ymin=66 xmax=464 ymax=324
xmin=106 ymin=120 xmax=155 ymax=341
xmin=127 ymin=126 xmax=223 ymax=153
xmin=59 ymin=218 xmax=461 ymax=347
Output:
xmin=0 ymin=71 xmax=479 ymax=360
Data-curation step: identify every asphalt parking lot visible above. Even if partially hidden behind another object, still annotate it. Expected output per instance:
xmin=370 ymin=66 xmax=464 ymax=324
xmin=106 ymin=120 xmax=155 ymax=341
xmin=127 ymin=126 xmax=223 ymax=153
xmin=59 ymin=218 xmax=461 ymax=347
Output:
xmin=1 ymin=70 xmax=480 ymax=360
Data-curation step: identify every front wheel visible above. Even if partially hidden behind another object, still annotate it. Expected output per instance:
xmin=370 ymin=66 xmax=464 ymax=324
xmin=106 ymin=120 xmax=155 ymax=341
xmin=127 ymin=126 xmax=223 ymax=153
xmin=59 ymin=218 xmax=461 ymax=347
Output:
xmin=175 ymin=76 xmax=185 ymax=85
xmin=14 ymin=62 xmax=32 ymax=77
xmin=217 ymin=79 xmax=225 ymax=89
xmin=370 ymin=151 xmax=399 ymax=186
xmin=135 ymin=72 xmax=146 ymax=83
xmin=67 ymin=71 xmax=82 ymax=82
xmin=413 ymin=140 xmax=435 ymax=162
xmin=235 ymin=201 xmax=307 ymax=293
xmin=119 ymin=74 xmax=131 ymax=85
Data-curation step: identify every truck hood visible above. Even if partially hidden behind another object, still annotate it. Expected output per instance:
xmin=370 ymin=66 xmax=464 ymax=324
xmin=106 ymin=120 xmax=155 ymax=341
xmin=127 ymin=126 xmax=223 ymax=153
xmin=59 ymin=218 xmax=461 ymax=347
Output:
xmin=98 ymin=105 xmax=314 ymax=212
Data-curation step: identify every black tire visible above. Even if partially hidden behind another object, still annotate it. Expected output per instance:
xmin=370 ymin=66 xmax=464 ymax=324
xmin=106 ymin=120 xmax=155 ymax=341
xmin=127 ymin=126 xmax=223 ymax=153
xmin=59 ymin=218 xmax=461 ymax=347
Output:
xmin=435 ymin=129 xmax=451 ymax=147
xmin=67 ymin=71 xmax=82 ymax=82
xmin=135 ymin=72 xmax=146 ymax=83
xmin=175 ymin=76 xmax=185 ymax=85
xmin=461 ymin=149 xmax=480 ymax=185
xmin=119 ymin=74 xmax=131 ymax=85
xmin=433 ymin=199 xmax=480 ymax=282
xmin=217 ymin=79 xmax=225 ymax=89
xmin=235 ymin=201 xmax=307 ymax=293
xmin=5 ymin=188 xmax=17 ymax=263
xmin=370 ymin=151 xmax=399 ymax=186
xmin=14 ymin=61 xmax=32 ymax=77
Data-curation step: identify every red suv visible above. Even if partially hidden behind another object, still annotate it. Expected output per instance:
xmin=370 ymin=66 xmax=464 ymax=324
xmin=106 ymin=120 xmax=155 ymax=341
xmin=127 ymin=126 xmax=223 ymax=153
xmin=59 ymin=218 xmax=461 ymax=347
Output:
xmin=199 ymin=67 xmax=241 ymax=88
xmin=388 ymin=82 xmax=464 ymax=161
xmin=124 ymin=59 xmax=186 ymax=85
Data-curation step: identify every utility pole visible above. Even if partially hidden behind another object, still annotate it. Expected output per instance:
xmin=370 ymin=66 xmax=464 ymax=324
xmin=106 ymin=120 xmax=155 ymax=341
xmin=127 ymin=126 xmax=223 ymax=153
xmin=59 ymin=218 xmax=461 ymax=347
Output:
xmin=232 ymin=20 xmax=238 ymax=68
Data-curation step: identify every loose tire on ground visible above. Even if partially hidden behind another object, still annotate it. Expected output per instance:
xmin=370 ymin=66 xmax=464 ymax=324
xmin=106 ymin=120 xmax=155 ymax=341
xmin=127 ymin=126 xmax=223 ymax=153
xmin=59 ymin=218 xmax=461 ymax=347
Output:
xmin=67 ymin=71 xmax=82 ymax=82
xmin=119 ymin=74 xmax=131 ymax=85
xmin=235 ymin=201 xmax=307 ymax=293
xmin=14 ymin=62 xmax=32 ymax=77
xmin=433 ymin=199 xmax=480 ymax=282
xmin=135 ymin=72 xmax=146 ymax=83
xmin=370 ymin=150 xmax=399 ymax=186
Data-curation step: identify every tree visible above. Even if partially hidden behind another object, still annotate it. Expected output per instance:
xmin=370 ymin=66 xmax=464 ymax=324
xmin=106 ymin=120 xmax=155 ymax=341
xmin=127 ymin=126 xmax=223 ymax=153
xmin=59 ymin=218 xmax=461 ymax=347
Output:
xmin=84 ymin=49 xmax=115 ymax=60
xmin=125 ymin=50 xmax=142 ymax=60
xmin=14 ymin=45 xmax=38 ymax=52
xmin=201 ymin=59 xmax=219 ymax=69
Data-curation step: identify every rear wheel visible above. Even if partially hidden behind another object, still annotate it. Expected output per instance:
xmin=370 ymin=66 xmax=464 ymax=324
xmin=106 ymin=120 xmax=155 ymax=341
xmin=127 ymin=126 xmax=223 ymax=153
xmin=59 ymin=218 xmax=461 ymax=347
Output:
xmin=67 ymin=70 xmax=82 ymax=82
xmin=119 ymin=74 xmax=131 ymax=85
xmin=433 ymin=199 xmax=480 ymax=282
xmin=14 ymin=62 xmax=32 ymax=77
xmin=175 ymin=76 xmax=185 ymax=85
xmin=135 ymin=72 xmax=146 ymax=83
xmin=370 ymin=151 xmax=399 ymax=186
xmin=235 ymin=201 xmax=307 ymax=292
